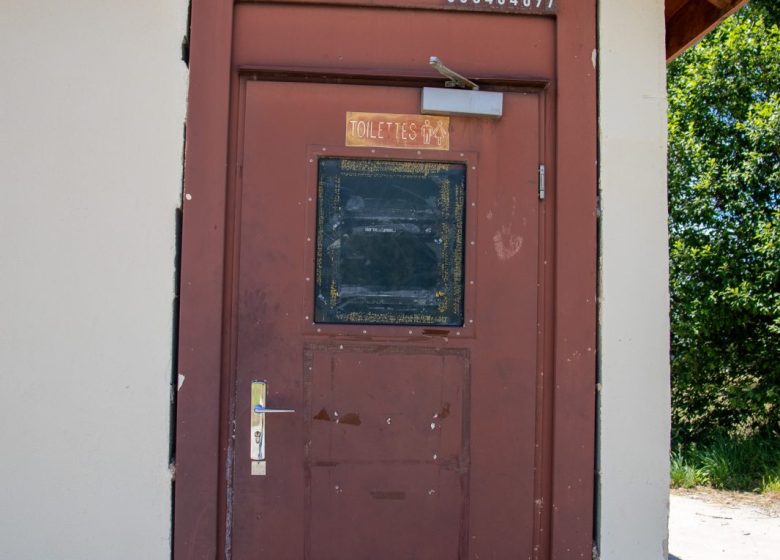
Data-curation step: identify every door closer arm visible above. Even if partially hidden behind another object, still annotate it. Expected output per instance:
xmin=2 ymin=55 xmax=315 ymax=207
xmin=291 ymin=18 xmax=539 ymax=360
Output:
xmin=429 ymin=56 xmax=479 ymax=90
xmin=423 ymin=57 xmax=502 ymax=118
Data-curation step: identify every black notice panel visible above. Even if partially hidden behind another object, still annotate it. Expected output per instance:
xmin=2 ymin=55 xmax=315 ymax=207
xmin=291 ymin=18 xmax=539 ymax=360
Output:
xmin=315 ymin=158 xmax=466 ymax=326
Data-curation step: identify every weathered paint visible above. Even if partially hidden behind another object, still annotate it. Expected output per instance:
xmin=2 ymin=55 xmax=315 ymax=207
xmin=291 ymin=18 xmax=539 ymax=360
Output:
xmin=175 ymin=2 xmax=597 ymax=559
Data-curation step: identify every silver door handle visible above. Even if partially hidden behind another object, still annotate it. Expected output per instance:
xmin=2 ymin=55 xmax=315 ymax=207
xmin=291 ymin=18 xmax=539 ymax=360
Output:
xmin=250 ymin=381 xmax=295 ymax=476
xmin=253 ymin=404 xmax=295 ymax=414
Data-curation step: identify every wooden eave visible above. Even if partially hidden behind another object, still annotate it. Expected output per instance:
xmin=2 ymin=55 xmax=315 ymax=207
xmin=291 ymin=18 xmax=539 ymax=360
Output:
xmin=666 ymin=0 xmax=749 ymax=61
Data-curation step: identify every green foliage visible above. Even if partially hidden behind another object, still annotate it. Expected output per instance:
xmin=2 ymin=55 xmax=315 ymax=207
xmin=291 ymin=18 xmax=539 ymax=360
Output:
xmin=668 ymin=3 xmax=780 ymax=444
xmin=751 ymin=0 xmax=780 ymax=26
xmin=670 ymin=450 xmax=709 ymax=488
xmin=763 ymin=474 xmax=780 ymax=493
xmin=670 ymin=435 xmax=780 ymax=492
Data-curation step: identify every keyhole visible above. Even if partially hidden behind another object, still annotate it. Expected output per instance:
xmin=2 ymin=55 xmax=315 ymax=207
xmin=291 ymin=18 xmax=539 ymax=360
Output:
xmin=254 ymin=430 xmax=261 ymax=444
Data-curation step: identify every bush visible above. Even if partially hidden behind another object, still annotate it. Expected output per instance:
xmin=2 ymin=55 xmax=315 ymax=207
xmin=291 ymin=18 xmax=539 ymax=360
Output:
xmin=668 ymin=1 xmax=780 ymax=445
xmin=671 ymin=435 xmax=780 ymax=492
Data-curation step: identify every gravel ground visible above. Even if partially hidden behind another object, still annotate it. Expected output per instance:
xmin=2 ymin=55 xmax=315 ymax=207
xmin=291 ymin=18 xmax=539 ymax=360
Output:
xmin=669 ymin=489 xmax=780 ymax=560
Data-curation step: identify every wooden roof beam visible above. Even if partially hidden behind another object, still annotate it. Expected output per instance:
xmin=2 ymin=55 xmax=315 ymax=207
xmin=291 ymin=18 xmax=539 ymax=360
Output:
xmin=666 ymin=0 xmax=747 ymax=61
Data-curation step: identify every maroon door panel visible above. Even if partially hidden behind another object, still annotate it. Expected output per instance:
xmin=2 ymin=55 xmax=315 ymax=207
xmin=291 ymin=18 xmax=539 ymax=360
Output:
xmin=232 ymin=4 xmax=555 ymax=78
xmin=229 ymin=80 xmax=541 ymax=558
xmin=175 ymin=3 xmax=598 ymax=559
xmin=306 ymin=346 xmax=469 ymax=559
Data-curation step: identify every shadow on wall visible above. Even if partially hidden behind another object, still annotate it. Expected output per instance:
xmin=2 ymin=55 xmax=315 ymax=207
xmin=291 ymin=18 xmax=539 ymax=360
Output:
xmin=670 ymin=555 xmax=683 ymax=560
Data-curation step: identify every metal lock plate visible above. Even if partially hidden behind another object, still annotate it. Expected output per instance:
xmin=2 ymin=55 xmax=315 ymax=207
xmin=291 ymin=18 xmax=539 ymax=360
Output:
xmin=250 ymin=381 xmax=294 ymax=475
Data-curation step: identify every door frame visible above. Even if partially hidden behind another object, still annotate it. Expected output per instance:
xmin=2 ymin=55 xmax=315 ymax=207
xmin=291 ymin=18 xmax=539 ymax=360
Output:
xmin=174 ymin=2 xmax=597 ymax=558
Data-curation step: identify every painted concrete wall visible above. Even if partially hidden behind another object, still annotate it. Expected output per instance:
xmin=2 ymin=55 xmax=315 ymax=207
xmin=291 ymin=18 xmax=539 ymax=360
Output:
xmin=597 ymin=1 xmax=672 ymax=559
xmin=0 ymin=2 xmax=188 ymax=559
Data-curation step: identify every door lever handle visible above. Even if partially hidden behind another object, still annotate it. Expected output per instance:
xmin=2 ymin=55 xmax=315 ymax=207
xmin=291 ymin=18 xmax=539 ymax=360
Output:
xmin=253 ymin=404 xmax=295 ymax=414
xmin=250 ymin=381 xmax=294 ymax=476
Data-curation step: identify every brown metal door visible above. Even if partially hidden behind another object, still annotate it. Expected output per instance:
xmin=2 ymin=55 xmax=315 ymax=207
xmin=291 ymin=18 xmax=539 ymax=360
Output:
xmin=228 ymin=76 xmax=543 ymax=559
xmin=175 ymin=3 xmax=598 ymax=559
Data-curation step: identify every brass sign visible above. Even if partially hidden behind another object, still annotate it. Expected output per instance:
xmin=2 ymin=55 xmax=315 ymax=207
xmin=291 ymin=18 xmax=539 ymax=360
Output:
xmin=346 ymin=112 xmax=450 ymax=151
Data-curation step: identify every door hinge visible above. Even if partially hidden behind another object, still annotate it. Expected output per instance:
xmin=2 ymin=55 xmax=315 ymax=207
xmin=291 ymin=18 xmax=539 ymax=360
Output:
xmin=538 ymin=164 xmax=546 ymax=200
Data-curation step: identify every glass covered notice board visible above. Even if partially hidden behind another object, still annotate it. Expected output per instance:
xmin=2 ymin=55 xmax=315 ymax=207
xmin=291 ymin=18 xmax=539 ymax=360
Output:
xmin=315 ymin=158 xmax=466 ymax=326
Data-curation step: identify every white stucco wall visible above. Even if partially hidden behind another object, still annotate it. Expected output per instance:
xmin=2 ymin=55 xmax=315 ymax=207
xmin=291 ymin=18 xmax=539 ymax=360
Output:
xmin=597 ymin=1 xmax=671 ymax=559
xmin=0 ymin=2 xmax=188 ymax=559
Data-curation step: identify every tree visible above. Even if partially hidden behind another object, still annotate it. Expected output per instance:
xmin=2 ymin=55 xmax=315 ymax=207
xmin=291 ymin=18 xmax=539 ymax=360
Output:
xmin=668 ymin=1 xmax=779 ymax=444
